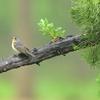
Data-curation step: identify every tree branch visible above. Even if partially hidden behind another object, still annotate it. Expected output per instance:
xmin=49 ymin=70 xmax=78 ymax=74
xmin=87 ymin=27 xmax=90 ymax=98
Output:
xmin=0 ymin=34 xmax=84 ymax=73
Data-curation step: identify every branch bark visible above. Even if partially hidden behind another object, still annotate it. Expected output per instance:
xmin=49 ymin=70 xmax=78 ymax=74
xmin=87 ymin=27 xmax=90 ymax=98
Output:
xmin=0 ymin=34 xmax=84 ymax=73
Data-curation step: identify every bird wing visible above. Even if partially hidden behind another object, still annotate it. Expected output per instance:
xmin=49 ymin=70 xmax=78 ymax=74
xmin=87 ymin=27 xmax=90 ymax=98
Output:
xmin=16 ymin=44 xmax=35 ymax=57
xmin=15 ymin=44 xmax=28 ymax=56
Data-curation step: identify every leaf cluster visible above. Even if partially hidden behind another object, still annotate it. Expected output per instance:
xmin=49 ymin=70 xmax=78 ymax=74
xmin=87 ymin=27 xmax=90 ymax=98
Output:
xmin=38 ymin=18 xmax=65 ymax=41
xmin=70 ymin=0 xmax=100 ymax=68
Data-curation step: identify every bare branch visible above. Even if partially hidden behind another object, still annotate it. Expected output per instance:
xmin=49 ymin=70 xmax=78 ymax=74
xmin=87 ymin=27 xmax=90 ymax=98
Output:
xmin=0 ymin=34 xmax=83 ymax=73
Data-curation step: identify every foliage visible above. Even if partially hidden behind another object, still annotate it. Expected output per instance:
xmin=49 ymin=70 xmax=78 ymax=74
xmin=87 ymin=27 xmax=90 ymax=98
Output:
xmin=70 ymin=0 xmax=100 ymax=68
xmin=38 ymin=18 xmax=65 ymax=41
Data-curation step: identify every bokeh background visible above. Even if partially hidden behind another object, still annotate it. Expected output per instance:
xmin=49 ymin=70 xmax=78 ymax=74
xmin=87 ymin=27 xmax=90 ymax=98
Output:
xmin=0 ymin=0 xmax=100 ymax=100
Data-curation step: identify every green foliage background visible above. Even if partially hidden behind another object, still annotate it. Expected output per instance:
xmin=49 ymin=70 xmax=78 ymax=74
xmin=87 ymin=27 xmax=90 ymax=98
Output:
xmin=70 ymin=0 xmax=100 ymax=68
xmin=0 ymin=0 xmax=99 ymax=100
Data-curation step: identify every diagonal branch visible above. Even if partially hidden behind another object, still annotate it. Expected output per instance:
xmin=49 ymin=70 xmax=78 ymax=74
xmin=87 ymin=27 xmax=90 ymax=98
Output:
xmin=0 ymin=34 xmax=84 ymax=73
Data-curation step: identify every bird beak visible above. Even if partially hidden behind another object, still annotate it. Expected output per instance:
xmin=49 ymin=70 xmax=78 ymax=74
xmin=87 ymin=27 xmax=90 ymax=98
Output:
xmin=11 ymin=37 xmax=14 ymax=40
xmin=11 ymin=37 xmax=14 ymax=41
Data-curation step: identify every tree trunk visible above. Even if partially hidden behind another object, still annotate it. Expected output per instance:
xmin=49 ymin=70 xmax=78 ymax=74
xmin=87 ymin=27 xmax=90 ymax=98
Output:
xmin=14 ymin=0 xmax=35 ymax=99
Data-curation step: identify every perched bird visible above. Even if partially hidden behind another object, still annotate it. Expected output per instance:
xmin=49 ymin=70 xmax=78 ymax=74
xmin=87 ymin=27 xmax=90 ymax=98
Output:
xmin=11 ymin=36 xmax=35 ymax=57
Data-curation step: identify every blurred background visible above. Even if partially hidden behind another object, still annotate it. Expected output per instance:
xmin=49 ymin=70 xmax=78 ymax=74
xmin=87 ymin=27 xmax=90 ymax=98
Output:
xmin=0 ymin=0 xmax=100 ymax=100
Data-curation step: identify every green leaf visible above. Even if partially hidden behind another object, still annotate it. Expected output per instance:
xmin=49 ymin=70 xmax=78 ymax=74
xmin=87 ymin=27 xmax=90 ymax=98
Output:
xmin=38 ymin=18 xmax=65 ymax=41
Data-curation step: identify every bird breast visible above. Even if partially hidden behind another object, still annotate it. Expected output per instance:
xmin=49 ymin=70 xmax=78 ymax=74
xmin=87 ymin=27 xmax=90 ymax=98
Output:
xmin=12 ymin=42 xmax=20 ymax=53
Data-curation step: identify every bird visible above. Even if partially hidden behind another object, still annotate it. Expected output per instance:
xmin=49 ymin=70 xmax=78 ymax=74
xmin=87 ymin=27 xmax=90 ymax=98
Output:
xmin=11 ymin=36 xmax=35 ymax=57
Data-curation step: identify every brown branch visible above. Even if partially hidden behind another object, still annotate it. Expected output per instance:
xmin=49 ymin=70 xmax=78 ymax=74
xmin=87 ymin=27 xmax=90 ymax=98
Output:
xmin=0 ymin=34 xmax=84 ymax=73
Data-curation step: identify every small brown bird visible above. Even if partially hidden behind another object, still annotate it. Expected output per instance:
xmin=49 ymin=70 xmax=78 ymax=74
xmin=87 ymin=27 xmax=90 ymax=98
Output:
xmin=11 ymin=36 xmax=35 ymax=57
